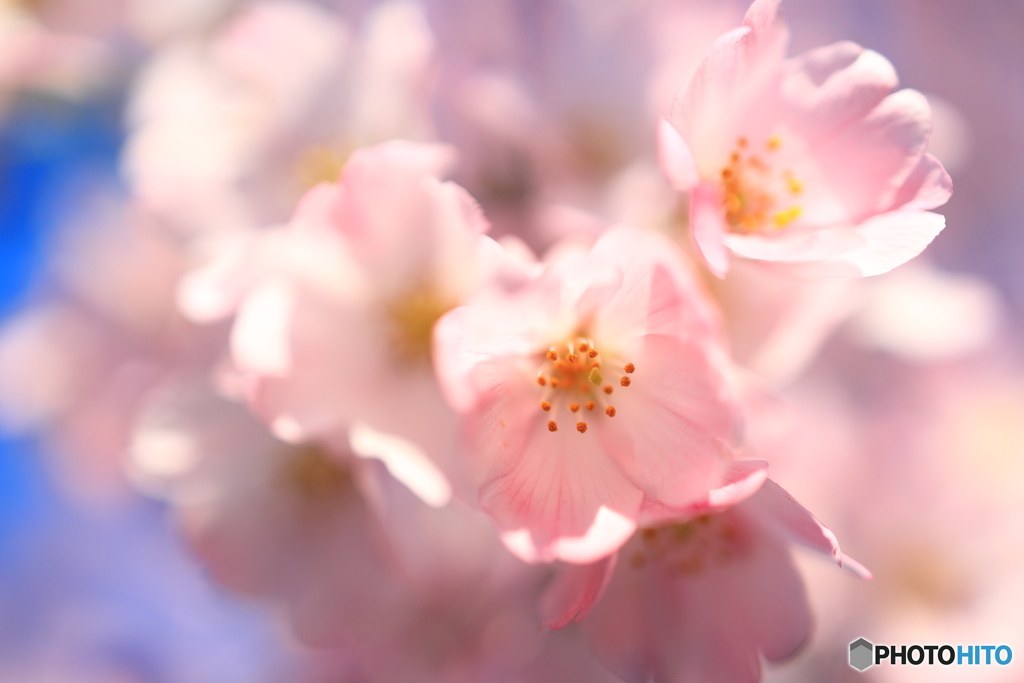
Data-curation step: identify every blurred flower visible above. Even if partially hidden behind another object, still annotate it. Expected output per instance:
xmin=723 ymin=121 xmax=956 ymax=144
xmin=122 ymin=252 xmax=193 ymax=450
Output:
xmin=545 ymin=477 xmax=866 ymax=683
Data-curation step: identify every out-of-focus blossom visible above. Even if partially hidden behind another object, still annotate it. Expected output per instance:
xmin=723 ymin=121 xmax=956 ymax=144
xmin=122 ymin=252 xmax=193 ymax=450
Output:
xmin=435 ymin=226 xmax=738 ymax=564
xmin=123 ymin=0 xmax=436 ymax=239
xmin=848 ymin=260 xmax=1002 ymax=362
xmin=544 ymin=477 xmax=867 ymax=683
xmin=130 ymin=381 xmax=547 ymax=682
xmin=181 ymin=140 xmax=521 ymax=500
xmin=0 ymin=189 xmax=206 ymax=501
xmin=0 ymin=2 xmax=111 ymax=115
xmin=660 ymin=0 xmax=951 ymax=278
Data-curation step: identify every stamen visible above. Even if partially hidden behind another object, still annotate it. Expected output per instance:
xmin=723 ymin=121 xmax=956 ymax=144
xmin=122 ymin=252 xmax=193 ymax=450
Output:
xmin=577 ymin=342 xmax=590 ymax=352
xmin=620 ymin=376 xmax=631 ymax=387
xmin=569 ymin=403 xmax=580 ymax=413
xmin=786 ymin=177 xmax=803 ymax=195
xmin=536 ymin=376 xmax=547 ymax=386
xmin=548 ymin=420 xmax=558 ymax=432
xmin=576 ymin=421 xmax=588 ymax=434
xmin=546 ymin=349 xmax=558 ymax=361
xmin=772 ymin=206 xmax=803 ymax=228
xmin=585 ymin=401 xmax=596 ymax=411
xmin=766 ymin=135 xmax=781 ymax=151
xmin=540 ymin=401 xmax=552 ymax=412
xmin=603 ymin=385 xmax=614 ymax=395
xmin=737 ymin=136 xmax=748 ymax=148
xmin=550 ymin=378 xmax=560 ymax=388
xmin=588 ymin=368 xmax=603 ymax=385
xmin=588 ymin=349 xmax=598 ymax=358
xmin=624 ymin=363 xmax=635 ymax=374
xmin=605 ymin=406 xmax=616 ymax=417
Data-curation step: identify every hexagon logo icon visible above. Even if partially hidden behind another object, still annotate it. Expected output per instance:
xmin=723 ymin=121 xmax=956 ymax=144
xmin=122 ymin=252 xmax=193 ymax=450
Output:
xmin=849 ymin=638 xmax=874 ymax=671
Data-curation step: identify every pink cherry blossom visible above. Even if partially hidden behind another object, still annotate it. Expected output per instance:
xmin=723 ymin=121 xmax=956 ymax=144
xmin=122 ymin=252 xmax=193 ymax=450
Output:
xmin=544 ymin=477 xmax=869 ymax=683
xmin=434 ymin=226 xmax=739 ymax=564
xmin=659 ymin=0 xmax=952 ymax=279
xmin=181 ymin=139 xmax=527 ymax=501
xmin=130 ymin=381 xmax=547 ymax=681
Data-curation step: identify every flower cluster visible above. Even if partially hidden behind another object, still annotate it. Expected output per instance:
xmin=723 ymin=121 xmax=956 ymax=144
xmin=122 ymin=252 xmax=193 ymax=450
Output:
xmin=0 ymin=0 xmax=963 ymax=681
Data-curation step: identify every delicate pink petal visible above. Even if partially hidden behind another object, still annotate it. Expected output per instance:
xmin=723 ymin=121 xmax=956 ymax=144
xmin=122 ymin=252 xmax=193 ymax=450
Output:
xmin=779 ymin=42 xmax=898 ymax=140
xmin=638 ymin=459 xmax=768 ymax=527
xmin=887 ymin=152 xmax=953 ymax=212
xmin=725 ymin=223 xmax=865 ymax=264
xmin=658 ymin=118 xmax=698 ymax=192
xmin=541 ymin=555 xmax=618 ymax=630
xmin=670 ymin=1 xmax=786 ymax=168
xmin=815 ymin=88 xmax=933 ymax=221
xmin=748 ymin=478 xmax=869 ymax=577
xmin=599 ymin=334 xmax=735 ymax=509
xmin=231 ymin=276 xmax=294 ymax=376
xmin=786 ymin=210 xmax=946 ymax=279
xmin=690 ymin=182 xmax=730 ymax=277
xmin=478 ymin=413 xmax=642 ymax=564
xmin=348 ymin=422 xmax=452 ymax=508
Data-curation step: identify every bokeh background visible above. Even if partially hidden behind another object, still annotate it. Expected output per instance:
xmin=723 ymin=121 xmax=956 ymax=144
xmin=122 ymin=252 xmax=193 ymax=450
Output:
xmin=1 ymin=0 xmax=1021 ymax=681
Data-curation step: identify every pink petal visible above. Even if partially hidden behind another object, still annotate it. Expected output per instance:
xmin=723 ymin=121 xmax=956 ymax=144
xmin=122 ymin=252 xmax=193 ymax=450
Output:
xmin=690 ymin=182 xmax=730 ymax=277
xmin=599 ymin=334 xmax=735 ymax=509
xmin=886 ymin=152 xmax=953 ymax=212
xmin=787 ymin=210 xmax=946 ymax=279
xmin=476 ymin=408 xmax=643 ymax=564
xmin=815 ymin=88 xmax=933 ymax=221
xmin=638 ymin=459 xmax=769 ymax=527
xmin=541 ymin=554 xmax=619 ymax=630
xmin=748 ymin=478 xmax=870 ymax=577
xmin=670 ymin=1 xmax=787 ymax=167
xmin=779 ymin=41 xmax=898 ymax=141
xmin=231 ymin=276 xmax=294 ymax=376
xmin=658 ymin=118 xmax=698 ymax=192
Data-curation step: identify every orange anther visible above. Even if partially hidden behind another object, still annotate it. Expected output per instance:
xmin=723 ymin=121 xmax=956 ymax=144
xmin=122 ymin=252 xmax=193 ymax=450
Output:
xmin=567 ymin=354 xmax=578 ymax=363
xmin=577 ymin=342 xmax=590 ymax=352
xmin=585 ymin=401 xmax=596 ymax=411
xmin=546 ymin=349 xmax=558 ymax=361
xmin=536 ymin=376 xmax=547 ymax=386
xmin=603 ymin=385 xmax=614 ymax=395
xmin=548 ymin=420 xmax=558 ymax=432
xmin=620 ymin=376 xmax=631 ymax=387
xmin=569 ymin=403 xmax=580 ymax=413
xmin=624 ymin=363 xmax=635 ymax=374
xmin=540 ymin=401 xmax=552 ymax=412
xmin=576 ymin=421 xmax=588 ymax=434
xmin=550 ymin=378 xmax=560 ymax=388
xmin=588 ymin=349 xmax=598 ymax=358
xmin=605 ymin=406 xmax=617 ymax=417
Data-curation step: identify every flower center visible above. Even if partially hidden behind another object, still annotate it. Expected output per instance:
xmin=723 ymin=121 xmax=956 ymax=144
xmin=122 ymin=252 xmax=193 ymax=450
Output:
xmin=628 ymin=514 xmax=747 ymax=577
xmin=535 ymin=336 xmax=635 ymax=434
xmin=720 ymin=135 xmax=804 ymax=234
xmin=280 ymin=445 xmax=354 ymax=503
xmin=295 ymin=145 xmax=348 ymax=189
xmin=385 ymin=287 xmax=455 ymax=366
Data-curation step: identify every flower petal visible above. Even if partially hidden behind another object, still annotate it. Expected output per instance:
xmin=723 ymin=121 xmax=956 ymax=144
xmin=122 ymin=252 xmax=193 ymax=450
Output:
xmin=690 ymin=182 xmax=731 ymax=277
